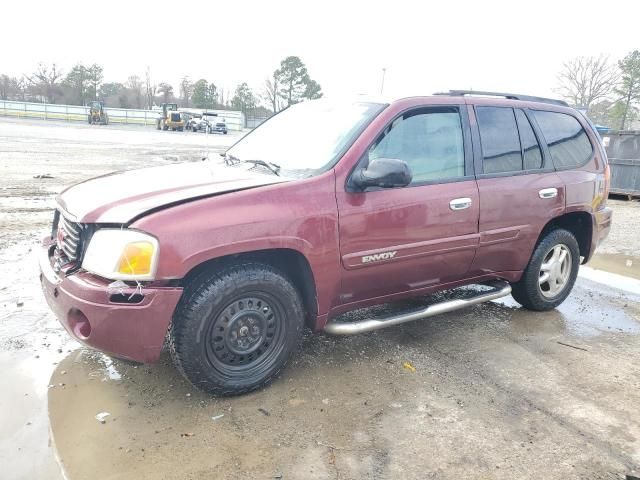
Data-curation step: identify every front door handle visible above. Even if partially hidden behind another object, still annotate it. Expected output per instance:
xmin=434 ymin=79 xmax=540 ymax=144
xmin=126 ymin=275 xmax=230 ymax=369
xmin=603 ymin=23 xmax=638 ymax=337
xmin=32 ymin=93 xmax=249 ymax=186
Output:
xmin=539 ymin=188 xmax=558 ymax=199
xmin=450 ymin=197 xmax=472 ymax=211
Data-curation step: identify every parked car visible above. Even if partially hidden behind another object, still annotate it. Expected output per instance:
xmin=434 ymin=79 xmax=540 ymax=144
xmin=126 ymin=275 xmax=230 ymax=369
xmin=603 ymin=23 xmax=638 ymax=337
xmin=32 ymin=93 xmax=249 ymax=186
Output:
xmin=185 ymin=113 xmax=202 ymax=131
xmin=40 ymin=92 xmax=612 ymax=395
xmin=191 ymin=112 xmax=228 ymax=134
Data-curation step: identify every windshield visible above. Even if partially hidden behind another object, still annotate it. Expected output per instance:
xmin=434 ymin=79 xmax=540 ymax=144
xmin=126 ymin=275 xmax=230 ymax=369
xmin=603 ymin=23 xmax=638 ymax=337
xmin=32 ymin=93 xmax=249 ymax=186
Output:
xmin=226 ymin=99 xmax=385 ymax=176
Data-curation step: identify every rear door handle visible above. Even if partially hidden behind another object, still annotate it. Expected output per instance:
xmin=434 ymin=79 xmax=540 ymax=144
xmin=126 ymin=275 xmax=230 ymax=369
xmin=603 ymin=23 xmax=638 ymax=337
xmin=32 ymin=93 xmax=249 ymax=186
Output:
xmin=450 ymin=197 xmax=472 ymax=210
xmin=539 ymin=188 xmax=558 ymax=199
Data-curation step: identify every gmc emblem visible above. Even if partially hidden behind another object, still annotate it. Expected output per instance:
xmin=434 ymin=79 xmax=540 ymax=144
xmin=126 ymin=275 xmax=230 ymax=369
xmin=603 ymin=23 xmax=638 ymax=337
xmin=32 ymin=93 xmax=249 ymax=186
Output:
xmin=56 ymin=226 xmax=65 ymax=247
xmin=362 ymin=251 xmax=397 ymax=263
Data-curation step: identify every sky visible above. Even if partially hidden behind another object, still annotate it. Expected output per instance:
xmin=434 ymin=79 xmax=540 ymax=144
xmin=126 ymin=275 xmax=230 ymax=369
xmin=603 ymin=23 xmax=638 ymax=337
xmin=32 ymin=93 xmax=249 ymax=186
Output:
xmin=2 ymin=0 xmax=639 ymax=103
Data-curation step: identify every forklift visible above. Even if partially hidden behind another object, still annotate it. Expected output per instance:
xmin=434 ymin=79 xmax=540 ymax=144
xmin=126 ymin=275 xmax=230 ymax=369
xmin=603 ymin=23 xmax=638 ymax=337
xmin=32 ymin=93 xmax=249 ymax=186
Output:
xmin=156 ymin=103 xmax=185 ymax=131
xmin=87 ymin=101 xmax=109 ymax=125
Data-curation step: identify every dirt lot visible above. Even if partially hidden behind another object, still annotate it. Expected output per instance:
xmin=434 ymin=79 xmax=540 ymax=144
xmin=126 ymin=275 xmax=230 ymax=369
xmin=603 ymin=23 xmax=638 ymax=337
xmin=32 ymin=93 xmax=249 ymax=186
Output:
xmin=1 ymin=117 xmax=639 ymax=480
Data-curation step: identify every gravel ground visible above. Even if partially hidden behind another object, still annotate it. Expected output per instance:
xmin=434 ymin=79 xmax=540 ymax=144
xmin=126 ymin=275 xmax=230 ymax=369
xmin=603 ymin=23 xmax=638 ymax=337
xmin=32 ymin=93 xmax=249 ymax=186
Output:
xmin=0 ymin=117 xmax=639 ymax=480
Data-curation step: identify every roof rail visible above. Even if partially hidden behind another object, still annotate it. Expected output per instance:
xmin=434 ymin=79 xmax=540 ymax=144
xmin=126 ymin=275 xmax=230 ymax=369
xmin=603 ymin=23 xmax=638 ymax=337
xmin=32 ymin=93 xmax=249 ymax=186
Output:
xmin=434 ymin=90 xmax=569 ymax=107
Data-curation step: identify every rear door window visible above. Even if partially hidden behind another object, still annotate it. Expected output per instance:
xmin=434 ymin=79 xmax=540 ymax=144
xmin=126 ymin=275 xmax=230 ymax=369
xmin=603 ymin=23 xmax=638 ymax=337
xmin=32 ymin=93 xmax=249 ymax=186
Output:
xmin=532 ymin=110 xmax=593 ymax=168
xmin=476 ymin=107 xmax=522 ymax=174
xmin=515 ymin=109 xmax=543 ymax=170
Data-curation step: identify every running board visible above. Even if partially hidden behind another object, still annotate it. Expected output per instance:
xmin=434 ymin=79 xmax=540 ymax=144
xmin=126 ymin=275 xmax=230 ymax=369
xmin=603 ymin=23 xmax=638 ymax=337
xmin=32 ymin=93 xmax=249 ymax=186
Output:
xmin=323 ymin=280 xmax=512 ymax=335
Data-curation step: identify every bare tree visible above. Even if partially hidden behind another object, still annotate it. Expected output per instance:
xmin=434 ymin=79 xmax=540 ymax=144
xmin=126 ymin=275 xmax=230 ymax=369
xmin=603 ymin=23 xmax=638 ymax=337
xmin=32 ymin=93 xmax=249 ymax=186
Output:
xmin=27 ymin=63 xmax=63 ymax=103
xmin=17 ymin=76 xmax=28 ymax=100
xmin=179 ymin=76 xmax=193 ymax=107
xmin=126 ymin=75 xmax=144 ymax=108
xmin=0 ymin=74 xmax=20 ymax=100
xmin=263 ymin=74 xmax=280 ymax=113
xmin=144 ymin=67 xmax=156 ymax=109
xmin=556 ymin=55 xmax=618 ymax=110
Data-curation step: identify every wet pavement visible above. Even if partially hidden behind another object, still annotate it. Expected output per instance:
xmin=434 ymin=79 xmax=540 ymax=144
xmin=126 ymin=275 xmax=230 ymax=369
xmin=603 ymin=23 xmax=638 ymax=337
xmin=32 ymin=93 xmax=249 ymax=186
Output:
xmin=1 ymin=117 xmax=639 ymax=479
xmin=588 ymin=253 xmax=640 ymax=280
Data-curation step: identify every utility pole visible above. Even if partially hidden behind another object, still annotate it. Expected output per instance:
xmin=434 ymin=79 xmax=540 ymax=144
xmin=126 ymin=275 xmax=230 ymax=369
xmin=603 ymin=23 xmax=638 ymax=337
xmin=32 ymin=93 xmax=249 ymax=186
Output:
xmin=380 ymin=68 xmax=386 ymax=95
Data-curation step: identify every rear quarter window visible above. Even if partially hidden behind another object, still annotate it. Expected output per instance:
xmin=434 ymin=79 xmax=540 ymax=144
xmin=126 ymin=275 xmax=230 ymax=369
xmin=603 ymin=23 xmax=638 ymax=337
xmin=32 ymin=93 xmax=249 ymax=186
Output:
xmin=532 ymin=110 xmax=593 ymax=169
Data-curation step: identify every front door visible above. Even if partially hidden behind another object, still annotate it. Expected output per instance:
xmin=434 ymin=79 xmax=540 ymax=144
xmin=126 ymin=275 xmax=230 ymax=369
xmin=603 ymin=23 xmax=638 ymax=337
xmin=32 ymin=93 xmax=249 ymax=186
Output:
xmin=335 ymin=105 xmax=480 ymax=306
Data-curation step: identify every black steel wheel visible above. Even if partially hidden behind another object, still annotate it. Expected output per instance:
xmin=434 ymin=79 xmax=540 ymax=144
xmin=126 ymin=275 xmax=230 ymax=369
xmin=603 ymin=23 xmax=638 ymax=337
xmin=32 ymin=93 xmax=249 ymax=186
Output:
xmin=169 ymin=262 xmax=304 ymax=395
xmin=206 ymin=294 xmax=285 ymax=370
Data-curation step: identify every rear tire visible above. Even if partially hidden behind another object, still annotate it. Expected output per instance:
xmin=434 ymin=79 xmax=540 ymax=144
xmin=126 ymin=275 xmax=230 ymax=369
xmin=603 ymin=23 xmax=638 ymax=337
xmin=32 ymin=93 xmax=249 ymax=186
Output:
xmin=511 ymin=229 xmax=580 ymax=311
xmin=169 ymin=263 xmax=304 ymax=395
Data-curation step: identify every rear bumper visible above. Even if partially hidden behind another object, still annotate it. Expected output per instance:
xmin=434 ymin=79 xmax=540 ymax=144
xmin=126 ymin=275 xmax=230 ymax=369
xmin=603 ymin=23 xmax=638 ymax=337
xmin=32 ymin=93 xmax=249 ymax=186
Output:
xmin=586 ymin=207 xmax=613 ymax=262
xmin=39 ymin=243 xmax=183 ymax=363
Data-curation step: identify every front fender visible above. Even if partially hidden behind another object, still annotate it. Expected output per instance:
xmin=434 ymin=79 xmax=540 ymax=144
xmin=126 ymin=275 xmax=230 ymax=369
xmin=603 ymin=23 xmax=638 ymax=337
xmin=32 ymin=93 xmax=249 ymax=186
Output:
xmin=130 ymin=173 xmax=342 ymax=316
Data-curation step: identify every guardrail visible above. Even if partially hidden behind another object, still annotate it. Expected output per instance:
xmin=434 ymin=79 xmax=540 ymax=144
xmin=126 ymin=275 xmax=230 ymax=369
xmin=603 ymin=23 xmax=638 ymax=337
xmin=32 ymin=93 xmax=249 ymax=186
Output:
xmin=0 ymin=99 xmax=158 ymax=125
xmin=0 ymin=100 xmax=245 ymax=131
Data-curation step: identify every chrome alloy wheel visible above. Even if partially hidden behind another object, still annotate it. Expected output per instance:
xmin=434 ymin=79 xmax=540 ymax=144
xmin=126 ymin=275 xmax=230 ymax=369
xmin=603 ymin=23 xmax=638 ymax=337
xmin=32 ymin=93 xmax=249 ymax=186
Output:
xmin=538 ymin=244 xmax=572 ymax=298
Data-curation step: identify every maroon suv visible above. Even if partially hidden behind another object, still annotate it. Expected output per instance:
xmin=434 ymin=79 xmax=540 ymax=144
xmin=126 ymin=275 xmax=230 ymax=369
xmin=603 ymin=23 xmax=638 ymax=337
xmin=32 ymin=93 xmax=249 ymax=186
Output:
xmin=40 ymin=91 xmax=612 ymax=395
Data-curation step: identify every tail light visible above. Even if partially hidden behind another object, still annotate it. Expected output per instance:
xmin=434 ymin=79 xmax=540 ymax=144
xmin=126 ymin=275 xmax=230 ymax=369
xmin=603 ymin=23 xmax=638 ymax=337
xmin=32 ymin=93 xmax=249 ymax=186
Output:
xmin=603 ymin=163 xmax=611 ymax=199
xmin=594 ymin=159 xmax=610 ymax=210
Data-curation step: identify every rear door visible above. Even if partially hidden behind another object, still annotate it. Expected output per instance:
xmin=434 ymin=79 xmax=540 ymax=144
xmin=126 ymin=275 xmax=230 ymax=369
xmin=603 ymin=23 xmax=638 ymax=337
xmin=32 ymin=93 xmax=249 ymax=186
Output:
xmin=468 ymin=105 xmax=565 ymax=276
xmin=336 ymin=105 xmax=480 ymax=305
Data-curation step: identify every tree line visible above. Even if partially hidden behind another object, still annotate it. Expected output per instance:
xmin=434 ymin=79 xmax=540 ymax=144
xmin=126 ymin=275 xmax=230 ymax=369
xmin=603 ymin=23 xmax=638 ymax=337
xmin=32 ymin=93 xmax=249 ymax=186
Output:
xmin=557 ymin=49 xmax=640 ymax=130
xmin=0 ymin=55 xmax=322 ymax=118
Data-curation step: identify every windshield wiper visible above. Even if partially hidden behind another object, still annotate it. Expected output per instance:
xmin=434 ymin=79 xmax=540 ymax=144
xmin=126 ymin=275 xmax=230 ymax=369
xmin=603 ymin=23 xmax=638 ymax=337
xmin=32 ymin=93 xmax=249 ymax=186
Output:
xmin=241 ymin=159 xmax=281 ymax=176
xmin=222 ymin=153 xmax=281 ymax=176
xmin=222 ymin=152 xmax=241 ymax=165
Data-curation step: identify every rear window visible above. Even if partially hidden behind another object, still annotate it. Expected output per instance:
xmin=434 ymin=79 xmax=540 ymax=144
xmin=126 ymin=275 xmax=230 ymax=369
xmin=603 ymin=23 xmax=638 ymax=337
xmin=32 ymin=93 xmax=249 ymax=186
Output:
xmin=532 ymin=110 xmax=593 ymax=168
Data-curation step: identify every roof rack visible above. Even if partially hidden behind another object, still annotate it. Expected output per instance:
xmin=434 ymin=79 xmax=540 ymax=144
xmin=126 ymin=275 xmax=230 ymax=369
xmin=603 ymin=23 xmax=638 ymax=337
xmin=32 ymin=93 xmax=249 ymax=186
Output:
xmin=434 ymin=90 xmax=569 ymax=107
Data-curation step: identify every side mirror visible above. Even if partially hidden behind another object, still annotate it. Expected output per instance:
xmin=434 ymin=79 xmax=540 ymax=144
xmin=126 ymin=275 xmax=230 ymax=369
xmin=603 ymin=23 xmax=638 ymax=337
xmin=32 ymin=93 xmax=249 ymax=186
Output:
xmin=351 ymin=158 xmax=412 ymax=191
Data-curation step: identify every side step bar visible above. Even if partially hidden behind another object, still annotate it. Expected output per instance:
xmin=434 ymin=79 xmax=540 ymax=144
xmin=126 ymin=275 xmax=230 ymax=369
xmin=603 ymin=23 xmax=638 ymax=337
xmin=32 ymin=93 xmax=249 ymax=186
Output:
xmin=323 ymin=281 xmax=512 ymax=335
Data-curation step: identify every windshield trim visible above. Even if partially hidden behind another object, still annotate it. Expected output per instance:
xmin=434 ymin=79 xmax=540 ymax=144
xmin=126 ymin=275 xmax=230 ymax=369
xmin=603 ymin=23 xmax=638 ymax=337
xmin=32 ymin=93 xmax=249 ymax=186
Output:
xmin=224 ymin=101 xmax=389 ymax=177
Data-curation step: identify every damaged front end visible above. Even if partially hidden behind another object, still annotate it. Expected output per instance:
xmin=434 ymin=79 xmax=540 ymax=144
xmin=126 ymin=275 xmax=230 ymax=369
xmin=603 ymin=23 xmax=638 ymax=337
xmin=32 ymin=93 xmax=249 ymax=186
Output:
xmin=40 ymin=208 xmax=183 ymax=363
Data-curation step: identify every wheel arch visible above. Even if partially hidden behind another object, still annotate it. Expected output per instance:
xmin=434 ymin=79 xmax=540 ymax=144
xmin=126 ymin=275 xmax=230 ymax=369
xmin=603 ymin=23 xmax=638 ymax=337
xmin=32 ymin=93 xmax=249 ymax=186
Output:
xmin=538 ymin=211 xmax=594 ymax=263
xmin=181 ymin=248 xmax=319 ymax=330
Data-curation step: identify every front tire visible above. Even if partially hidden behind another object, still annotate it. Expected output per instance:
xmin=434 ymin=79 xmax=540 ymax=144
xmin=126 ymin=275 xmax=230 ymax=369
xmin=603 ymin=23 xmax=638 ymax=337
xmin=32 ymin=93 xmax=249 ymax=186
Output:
xmin=169 ymin=263 xmax=304 ymax=395
xmin=511 ymin=229 xmax=580 ymax=311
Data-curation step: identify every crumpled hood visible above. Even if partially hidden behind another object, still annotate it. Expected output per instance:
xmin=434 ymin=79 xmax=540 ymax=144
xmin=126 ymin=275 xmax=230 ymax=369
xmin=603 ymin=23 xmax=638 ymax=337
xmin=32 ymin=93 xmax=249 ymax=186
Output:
xmin=57 ymin=161 xmax=286 ymax=223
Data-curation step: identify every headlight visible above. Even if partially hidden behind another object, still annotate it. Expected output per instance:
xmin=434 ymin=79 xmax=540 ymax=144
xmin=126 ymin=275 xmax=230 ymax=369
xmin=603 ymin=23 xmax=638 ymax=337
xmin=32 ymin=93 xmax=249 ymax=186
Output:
xmin=82 ymin=229 xmax=159 ymax=281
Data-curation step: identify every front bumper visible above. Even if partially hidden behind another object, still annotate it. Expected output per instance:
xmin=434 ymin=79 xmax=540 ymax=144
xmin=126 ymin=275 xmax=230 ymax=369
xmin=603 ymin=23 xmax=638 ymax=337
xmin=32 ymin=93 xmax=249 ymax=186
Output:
xmin=39 ymin=242 xmax=183 ymax=363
